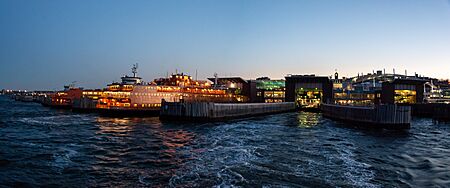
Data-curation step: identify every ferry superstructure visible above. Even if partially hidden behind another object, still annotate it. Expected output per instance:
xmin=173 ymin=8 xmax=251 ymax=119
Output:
xmin=79 ymin=65 xmax=239 ymax=114
xmin=96 ymin=72 xmax=238 ymax=111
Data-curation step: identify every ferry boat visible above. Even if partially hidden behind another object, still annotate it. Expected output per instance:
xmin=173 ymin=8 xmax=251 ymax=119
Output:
xmin=74 ymin=64 xmax=241 ymax=115
xmin=94 ymin=74 xmax=238 ymax=114
xmin=41 ymin=86 xmax=84 ymax=108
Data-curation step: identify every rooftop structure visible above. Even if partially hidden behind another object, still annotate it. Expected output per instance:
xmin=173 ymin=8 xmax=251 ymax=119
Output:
xmin=120 ymin=64 xmax=143 ymax=85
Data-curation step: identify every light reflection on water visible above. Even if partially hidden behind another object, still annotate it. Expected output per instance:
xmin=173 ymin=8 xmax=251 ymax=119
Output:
xmin=297 ymin=111 xmax=320 ymax=128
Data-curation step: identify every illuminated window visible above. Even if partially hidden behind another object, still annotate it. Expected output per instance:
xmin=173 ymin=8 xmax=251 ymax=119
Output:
xmin=395 ymin=90 xmax=416 ymax=104
xmin=295 ymin=88 xmax=323 ymax=108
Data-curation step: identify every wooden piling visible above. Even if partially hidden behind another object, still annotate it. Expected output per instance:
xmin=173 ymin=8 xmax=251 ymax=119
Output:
xmin=321 ymin=103 xmax=411 ymax=129
xmin=160 ymin=102 xmax=296 ymax=120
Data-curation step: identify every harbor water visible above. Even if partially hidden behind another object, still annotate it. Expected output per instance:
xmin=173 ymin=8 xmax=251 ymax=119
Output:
xmin=0 ymin=96 xmax=449 ymax=187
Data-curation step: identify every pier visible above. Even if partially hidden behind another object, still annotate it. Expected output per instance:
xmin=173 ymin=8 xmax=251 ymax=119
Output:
xmin=160 ymin=101 xmax=295 ymax=120
xmin=4 ymin=66 xmax=449 ymax=123
xmin=321 ymin=103 xmax=411 ymax=129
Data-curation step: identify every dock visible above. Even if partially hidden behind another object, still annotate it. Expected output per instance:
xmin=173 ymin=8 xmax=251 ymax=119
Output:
xmin=160 ymin=101 xmax=296 ymax=120
xmin=321 ymin=103 xmax=411 ymax=129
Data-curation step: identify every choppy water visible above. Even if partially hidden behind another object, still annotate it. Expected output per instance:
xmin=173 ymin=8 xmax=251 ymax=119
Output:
xmin=0 ymin=95 xmax=449 ymax=187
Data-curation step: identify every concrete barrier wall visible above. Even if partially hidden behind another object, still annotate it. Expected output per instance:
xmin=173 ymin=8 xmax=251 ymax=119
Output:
xmin=160 ymin=102 xmax=296 ymax=119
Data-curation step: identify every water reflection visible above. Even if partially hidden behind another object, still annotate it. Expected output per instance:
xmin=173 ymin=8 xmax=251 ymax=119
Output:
xmin=90 ymin=116 xmax=197 ymax=187
xmin=95 ymin=117 xmax=134 ymax=137
xmin=297 ymin=111 xmax=320 ymax=128
xmin=3 ymin=94 xmax=449 ymax=187
xmin=96 ymin=117 xmax=133 ymax=124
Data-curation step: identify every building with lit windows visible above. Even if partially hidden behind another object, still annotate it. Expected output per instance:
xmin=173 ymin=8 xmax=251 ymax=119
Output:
xmin=423 ymin=79 xmax=450 ymax=104
xmin=252 ymin=77 xmax=285 ymax=103
xmin=207 ymin=77 xmax=248 ymax=97
xmin=209 ymin=76 xmax=286 ymax=103
xmin=285 ymin=75 xmax=333 ymax=109
xmin=381 ymin=79 xmax=425 ymax=104
xmin=331 ymin=70 xmax=429 ymax=106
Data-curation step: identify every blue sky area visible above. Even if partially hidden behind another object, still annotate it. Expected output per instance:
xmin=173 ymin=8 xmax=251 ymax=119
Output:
xmin=1 ymin=0 xmax=449 ymax=90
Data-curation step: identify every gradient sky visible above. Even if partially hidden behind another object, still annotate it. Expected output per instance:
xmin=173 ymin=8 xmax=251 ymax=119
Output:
xmin=1 ymin=0 xmax=450 ymax=90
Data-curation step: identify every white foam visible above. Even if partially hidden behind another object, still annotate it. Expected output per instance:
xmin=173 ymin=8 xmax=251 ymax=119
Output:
xmin=51 ymin=146 xmax=79 ymax=171
xmin=338 ymin=148 xmax=379 ymax=188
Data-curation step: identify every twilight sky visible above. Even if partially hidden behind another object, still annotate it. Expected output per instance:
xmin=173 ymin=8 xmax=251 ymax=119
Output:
xmin=1 ymin=0 xmax=450 ymax=90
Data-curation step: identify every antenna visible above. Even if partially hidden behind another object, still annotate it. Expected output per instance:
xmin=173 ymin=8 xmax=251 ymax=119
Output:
xmin=214 ymin=72 xmax=218 ymax=88
xmin=132 ymin=63 xmax=138 ymax=77
xmin=195 ymin=69 xmax=198 ymax=81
